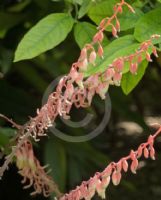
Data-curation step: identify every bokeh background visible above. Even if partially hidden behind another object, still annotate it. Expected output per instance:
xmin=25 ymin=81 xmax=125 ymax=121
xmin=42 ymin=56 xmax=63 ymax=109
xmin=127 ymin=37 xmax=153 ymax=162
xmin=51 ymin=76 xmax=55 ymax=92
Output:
xmin=0 ymin=0 xmax=161 ymax=200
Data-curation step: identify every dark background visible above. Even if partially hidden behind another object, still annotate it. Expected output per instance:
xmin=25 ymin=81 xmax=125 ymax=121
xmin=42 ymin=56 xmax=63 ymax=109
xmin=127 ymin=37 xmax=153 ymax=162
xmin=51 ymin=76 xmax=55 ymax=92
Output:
xmin=0 ymin=0 xmax=161 ymax=200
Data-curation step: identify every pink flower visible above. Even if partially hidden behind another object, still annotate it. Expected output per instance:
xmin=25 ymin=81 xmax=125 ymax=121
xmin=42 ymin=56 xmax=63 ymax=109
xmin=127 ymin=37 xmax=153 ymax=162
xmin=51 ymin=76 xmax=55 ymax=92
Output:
xmin=112 ymin=57 xmax=124 ymax=72
xmin=89 ymin=51 xmax=97 ymax=65
xmin=130 ymin=63 xmax=138 ymax=74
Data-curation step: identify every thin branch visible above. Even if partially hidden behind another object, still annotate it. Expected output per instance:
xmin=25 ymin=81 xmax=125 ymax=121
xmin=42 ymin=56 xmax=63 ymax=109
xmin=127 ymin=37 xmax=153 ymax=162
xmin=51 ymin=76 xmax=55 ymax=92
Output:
xmin=0 ymin=114 xmax=22 ymax=130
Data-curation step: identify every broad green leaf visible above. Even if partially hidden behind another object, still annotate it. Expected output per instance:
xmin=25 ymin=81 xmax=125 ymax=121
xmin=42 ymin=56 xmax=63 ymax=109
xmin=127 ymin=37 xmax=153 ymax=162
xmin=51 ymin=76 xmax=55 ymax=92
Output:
xmin=14 ymin=13 xmax=74 ymax=62
xmin=74 ymin=22 xmax=109 ymax=49
xmin=88 ymin=0 xmax=143 ymax=31
xmin=84 ymin=35 xmax=137 ymax=77
xmin=121 ymin=60 xmax=148 ymax=95
xmin=78 ymin=0 xmax=93 ymax=19
xmin=134 ymin=7 xmax=161 ymax=43
xmin=44 ymin=140 xmax=67 ymax=191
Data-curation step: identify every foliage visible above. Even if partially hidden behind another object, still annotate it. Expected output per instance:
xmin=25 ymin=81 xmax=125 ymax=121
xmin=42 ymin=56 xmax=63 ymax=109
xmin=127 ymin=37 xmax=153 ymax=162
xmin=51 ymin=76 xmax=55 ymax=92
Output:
xmin=0 ymin=0 xmax=161 ymax=200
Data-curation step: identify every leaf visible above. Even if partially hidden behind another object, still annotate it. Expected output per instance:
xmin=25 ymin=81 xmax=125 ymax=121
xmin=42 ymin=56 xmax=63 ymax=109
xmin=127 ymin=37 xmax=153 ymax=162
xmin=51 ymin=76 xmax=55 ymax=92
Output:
xmin=121 ymin=60 xmax=148 ymax=95
xmin=84 ymin=35 xmax=137 ymax=77
xmin=0 ymin=128 xmax=16 ymax=148
xmin=134 ymin=7 xmax=161 ymax=43
xmin=78 ymin=0 xmax=93 ymax=19
xmin=88 ymin=0 xmax=143 ymax=31
xmin=74 ymin=22 xmax=109 ymax=49
xmin=44 ymin=139 xmax=67 ymax=191
xmin=14 ymin=13 xmax=74 ymax=62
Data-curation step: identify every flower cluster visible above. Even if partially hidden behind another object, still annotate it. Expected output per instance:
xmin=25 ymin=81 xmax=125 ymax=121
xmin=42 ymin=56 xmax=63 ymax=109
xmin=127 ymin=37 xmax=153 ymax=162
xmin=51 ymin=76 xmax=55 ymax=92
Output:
xmin=0 ymin=1 xmax=160 ymax=199
xmin=59 ymin=126 xmax=161 ymax=200
xmin=15 ymin=140 xmax=62 ymax=197
xmin=25 ymin=0 xmax=136 ymax=140
xmin=27 ymin=34 xmax=160 ymax=140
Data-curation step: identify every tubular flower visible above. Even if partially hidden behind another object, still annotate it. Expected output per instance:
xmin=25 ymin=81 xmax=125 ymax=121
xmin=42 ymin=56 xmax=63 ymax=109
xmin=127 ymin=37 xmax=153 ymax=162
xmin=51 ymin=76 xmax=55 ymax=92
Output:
xmin=60 ymin=127 xmax=161 ymax=200
xmin=16 ymin=140 xmax=62 ymax=197
xmin=25 ymin=34 xmax=160 ymax=140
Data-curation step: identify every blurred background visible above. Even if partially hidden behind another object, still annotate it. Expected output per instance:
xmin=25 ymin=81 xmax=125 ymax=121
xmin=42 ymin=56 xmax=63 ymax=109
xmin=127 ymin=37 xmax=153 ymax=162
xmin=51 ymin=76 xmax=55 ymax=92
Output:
xmin=0 ymin=0 xmax=161 ymax=200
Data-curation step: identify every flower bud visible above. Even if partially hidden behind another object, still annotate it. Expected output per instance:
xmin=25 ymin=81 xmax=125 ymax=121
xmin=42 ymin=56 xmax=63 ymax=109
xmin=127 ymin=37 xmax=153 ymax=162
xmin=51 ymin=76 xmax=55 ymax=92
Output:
xmin=112 ymin=170 xmax=122 ymax=186
xmin=122 ymin=159 xmax=128 ymax=172
xmin=98 ymin=44 xmax=104 ymax=58
xmin=145 ymin=52 xmax=152 ymax=62
xmin=144 ymin=147 xmax=149 ymax=158
xmin=130 ymin=158 xmax=138 ymax=174
xmin=112 ymin=26 xmax=118 ymax=38
xmin=89 ymin=51 xmax=97 ymax=65
xmin=149 ymin=146 xmax=155 ymax=160
xmin=130 ymin=63 xmax=138 ymax=74
xmin=93 ymin=31 xmax=104 ymax=43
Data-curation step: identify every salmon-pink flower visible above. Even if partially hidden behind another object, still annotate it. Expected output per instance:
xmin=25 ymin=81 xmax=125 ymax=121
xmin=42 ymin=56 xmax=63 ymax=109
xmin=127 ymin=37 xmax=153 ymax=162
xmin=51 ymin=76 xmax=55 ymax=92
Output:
xmin=98 ymin=44 xmax=104 ymax=58
xmin=112 ymin=25 xmax=118 ymax=38
xmin=113 ymin=72 xmax=122 ymax=85
xmin=79 ymin=58 xmax=88 ymax=72
xmin=137 ymin=146 xmax=143 ymax=158
xmin=150 ymin=146 xmax=155 ymax=160
xmin=93 ymin=31 xmax=104 ymax=43
xmin=144 ymin=147 xmax=149 ymax=158
xmin=130 ymin=63 xmax=138 ymax=74
xmin=116 ymin=161 xmax=122 ymax=172
xmin=102 ymin=165 xmax=112 ymax=178
xmin=96 ymin=179 xmax=106 ymax=199
xmin=79 ymin=48 xmax=87 ymax=61
xmin=122 ymin=159 xmax=128 ymax=172
xmin=112 ymin=170 xmax=122 ymax=186
xmin=89 ymin=50 xmax=97 ymax=65
xmin=96 ymin=82 xmax=109 ymax=99
xmin=112 ymin=57 xmax=124 ymax=72
xmin=117 ymin=5 xmax=123 ymax=13
xmin=152 ymin=47 xmax=158 ymax=57
xmin=145 ymin=51 xmax=152 ymax=62
xmin=64 ymin=83 xmax=74 ymax=100
xmin=130 ymin=158 xmax=138 ymax=174
xmin=102 ymin=68 xmax=115 ymax=81
xmin=115 ymin=17 xmax=120 ymax=32
xmin=137 ymin=55 xmax=142 ymax=63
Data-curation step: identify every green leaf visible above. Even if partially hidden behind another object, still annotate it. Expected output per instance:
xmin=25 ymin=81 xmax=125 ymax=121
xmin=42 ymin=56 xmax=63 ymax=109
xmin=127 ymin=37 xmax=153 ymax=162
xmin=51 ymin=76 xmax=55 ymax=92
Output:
xmin=74 ymin=22 xmax=109 ymax=49
xmin=14 ymin=13 xmax=74 ymax=62
xmin=78 ymin=0 xmax=93 ymax=19
xmin=134 ymin=7 xmax=161 ymax=43
xmin=84 ymin=35 xmax=137 ymax=77
xmin=0 ymin=128 xmax=16 ymax=148
xmin=44 ymin=139 xmax=67 ymax=191
xmin=121 ymin=60 xmax=148 ymax=95
xmin=88 ymin=0 xmax=143 ymax=31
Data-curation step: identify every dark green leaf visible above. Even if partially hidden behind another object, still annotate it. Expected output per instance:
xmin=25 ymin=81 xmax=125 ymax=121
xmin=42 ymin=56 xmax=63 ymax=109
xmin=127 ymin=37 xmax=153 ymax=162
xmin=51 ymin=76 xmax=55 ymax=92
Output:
xmin=121 ymin=60 xmax=148 ymax=95
xmin=134 ymin=7 xmax=161 ymax=43
xmin=88 ymin=0 xmax=143 ymax=31
xmin=84 ymin=35 xmax=137 ymax=77
xmin=74 ymin=22 xmax=109 ymax=49
xmin=78 ymin=0 xmax=93 ymax=19
xmin=44 ymin=140 xmax=67 ymax=191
